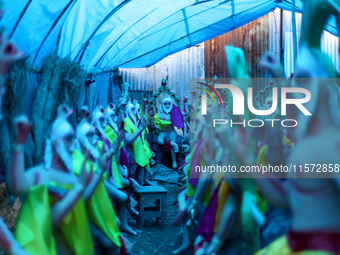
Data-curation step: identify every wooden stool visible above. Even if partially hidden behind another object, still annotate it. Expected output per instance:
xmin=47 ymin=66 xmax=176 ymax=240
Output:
xmin=135 ymin=186 xmax=168 ymax=228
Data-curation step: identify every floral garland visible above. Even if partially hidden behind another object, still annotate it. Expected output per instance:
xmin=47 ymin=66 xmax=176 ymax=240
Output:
xmin=253 ymin=79 xmax=275 ymax=104
xmin=149 ymin=79 xmax=181 ymax=109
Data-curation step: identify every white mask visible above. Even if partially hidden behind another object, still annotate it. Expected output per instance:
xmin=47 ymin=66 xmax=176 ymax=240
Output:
xmin=162 ymin=96 xmax=173 ymax=114
xmin=126 ymin=100 xmax=138 ymax=126
xmin=92 ymin=106 xmax=107 ymax=139
xmin=76 ymin=120 xmax=100 ymax=159
xmin=45 ymin=118 xmax=75 ymax=172
xmin=105 ymin=105 xmax=119 ymax=133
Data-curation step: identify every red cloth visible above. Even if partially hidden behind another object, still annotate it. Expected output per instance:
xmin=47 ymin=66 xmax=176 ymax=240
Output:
xmin=151 ymin=142 xmax=158 ymax=152
xmin=164 ymin=139 xmax=171 ymax=151
xmin=129 ymin=162 xmax=138 ymax=176
xmin=179 ymin=161 xmax=189 ymax=171
xmin=118 ymin=188 xmax=131 ymax=205
xmin=123 ymin=177 xmax=133 ymax=194
xmin=287 ymin=229 xmax=340 ymax=254
xmin=119 ymin=235 xmax=127 ymax=255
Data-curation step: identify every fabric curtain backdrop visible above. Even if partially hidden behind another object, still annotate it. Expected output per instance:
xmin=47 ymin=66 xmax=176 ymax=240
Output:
xmin=3 ymin=0 xmax=337 ymax=70
xmin=91 ymin=72 xmax=110 ymax=110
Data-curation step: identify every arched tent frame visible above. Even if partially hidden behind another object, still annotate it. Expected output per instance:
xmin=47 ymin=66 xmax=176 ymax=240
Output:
xmin=149 ymin=80 xmax=181 ymax=109
xmin=3 ymin=0 xmax=337 ymax=72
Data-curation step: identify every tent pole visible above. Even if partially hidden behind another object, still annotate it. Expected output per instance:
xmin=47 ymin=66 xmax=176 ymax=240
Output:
xmin=291 ymin=0 xmax=298 ymax=72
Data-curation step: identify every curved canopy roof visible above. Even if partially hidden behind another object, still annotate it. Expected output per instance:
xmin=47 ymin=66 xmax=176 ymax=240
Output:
xmin=2 ymin=0 xmax=338 ymax=70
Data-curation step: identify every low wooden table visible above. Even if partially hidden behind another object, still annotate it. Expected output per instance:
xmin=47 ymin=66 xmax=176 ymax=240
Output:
xmin=134 ymin=186 xmax=168 ymax=228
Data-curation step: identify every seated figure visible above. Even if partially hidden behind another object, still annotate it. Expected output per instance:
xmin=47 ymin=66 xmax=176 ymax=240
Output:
xmin=150 ymin=95 xmax=184 ymax=169
xmin=0 ymin=5 xmax=27 ymax=253
xmin=104 ymin=103 xmax=141 ymax=216
xmin=9 ymin=110 xmax=96 ymax=255
xmin=91 ymin=105 xmax=137 ymax=236
xmin=73 ymin=117 xmax=125 ymax=254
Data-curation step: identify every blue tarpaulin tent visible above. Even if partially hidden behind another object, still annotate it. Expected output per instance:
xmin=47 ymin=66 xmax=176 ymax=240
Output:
xmin=2 ymin=0 xmax=338 ymax=69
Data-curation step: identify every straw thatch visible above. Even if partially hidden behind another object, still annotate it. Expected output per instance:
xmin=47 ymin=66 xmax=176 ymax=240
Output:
xmin=0 ymin=58 xmax=30 ymax=179
xmin=31 ymin=50 xmax=85 ymax=164
xmin=31 ymin=50 xmax=61 ymax=163
xmin=0 ymin=50 xmax=86 ymax=173
xmin=57 ymin=57 xmax=85 ymax=127
xmin=0 ymin=51 xmax=86 ymax=231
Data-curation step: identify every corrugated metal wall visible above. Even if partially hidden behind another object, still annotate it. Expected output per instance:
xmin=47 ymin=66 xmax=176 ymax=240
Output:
xmin=120 ymin=43 xmax=205 ymax=109
xmin=283 ymin=11 xmax=302 ymax=77
xmin=283 ymin=10 xmax=340 ymax=76
xmin=204 ymin=14 xmax=269 ymax=80
xmin=322 ymin=31 xmax=340 ymax=72
xmin=203 ymin=9 xmax=282 ymax=93
xmin=268 ymin=9 xmax=282 ymax=62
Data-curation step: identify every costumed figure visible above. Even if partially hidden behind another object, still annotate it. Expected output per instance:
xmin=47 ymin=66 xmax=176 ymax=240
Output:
xmin=236 ymin=2 xmax=340 ymax=254
xmin=121 ymin=84 xmax=153 ymax=186
xmin=172 ymin=114 xmax=212 ymax=255
xmin=8 ymin=109 xmax=95 ymax=255
xmin=91 ymin=105 xmax=137 ymax=236
xmin=193 ymin=46 xmax=263 ymax=255
xmin=105 ymin=103 xmax=141 ymax=217
xmin=142 ymin=98 xmax=158 ymax=165
xmin=238 ymin=50 xmax=340 ymax=255
xmin=0 ymin=4 xmax=27 ymax=254
xmin=182 ymin=96 xmax=190 ymax=119
xmin=74 ymin=117 xmax=129 ymax=254
xmin=151 ymin=95 xmax=184 ymax=169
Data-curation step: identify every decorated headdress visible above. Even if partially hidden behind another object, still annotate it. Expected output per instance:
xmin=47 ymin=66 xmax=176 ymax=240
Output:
xmin=81 ymin=105 xmax=90 ymax=120
xmin=149 ymin=78 xmax=181 ymax=109
xmin=162 ymin=95 xmax=173 ymax=103
xmin=76 ymin=119 xmax=100 ymax=159
xmin=92 ymin=105 xmax=107 ymax=139
xmin=105 ymin=103 xmax=118 ymax=133
xmin=57 ymin=104 xmax=74 ymax=119
xmin=44 ymin=117 xmax=75 ymax=172
xmin=125 ymin=100 xmax=137 ymax=125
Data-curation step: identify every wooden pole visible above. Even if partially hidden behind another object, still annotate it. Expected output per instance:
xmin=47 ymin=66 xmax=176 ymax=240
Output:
xmin=291 ymin=0 xmax=298 ymax=72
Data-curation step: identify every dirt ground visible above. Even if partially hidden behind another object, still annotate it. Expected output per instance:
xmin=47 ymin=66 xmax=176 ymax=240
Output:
xmin=0 ymin=183 xmax=21 ymax=232
xmin=126 ymin=182 xmax=182 ymax=255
